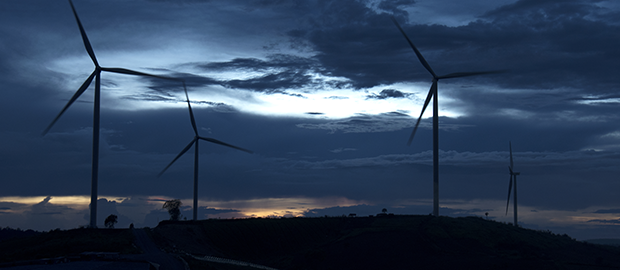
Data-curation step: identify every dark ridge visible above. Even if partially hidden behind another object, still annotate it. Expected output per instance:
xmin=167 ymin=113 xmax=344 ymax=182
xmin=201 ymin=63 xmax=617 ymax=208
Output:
xmin=152 ymin=215 xmax=620 ymax=270
xmin=0 ymin=227 xmax=40 ymax=242
xmin=1 ymin=216 xmax=618 ymax=269
xmin=584 ymin=238 xmax=620 ymax=247
xmin=0 ymin=228 xmax=138 ymax=263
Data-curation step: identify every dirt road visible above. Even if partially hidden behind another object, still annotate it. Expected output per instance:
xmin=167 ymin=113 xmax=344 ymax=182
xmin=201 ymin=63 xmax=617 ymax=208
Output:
xmin=130 ymin=228 xmax=186 ymax=270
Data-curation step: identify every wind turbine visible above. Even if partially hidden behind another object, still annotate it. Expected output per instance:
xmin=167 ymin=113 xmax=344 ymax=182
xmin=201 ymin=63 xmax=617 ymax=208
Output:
xmin=506 ymin=141 xmax=520 ymax=226
xmin=42 ymin=0 xmax=181 ymax=228
xmin=158 ymin=84 xmax=252 ymax=221
xmin=391 ymin=17 xmax=503 ymax=216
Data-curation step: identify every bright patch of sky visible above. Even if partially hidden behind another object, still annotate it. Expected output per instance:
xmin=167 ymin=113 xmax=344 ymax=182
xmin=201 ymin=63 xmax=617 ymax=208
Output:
xmin=601 ymin=131 xmax=620 ymax=139
xmin=184 ymin=81 xmax=466 ymax=119
xmin=0 ymin=196 xmax=127 ymax=205
xmin=201 ymin=197 xmax=368 ymax=218
xmin=49 ymin=52 xmax=472 ymax=119
xmin=499 ymin=108 xmax=534 ymax=119
xmin=0 ymin=195 xmax=128 ymax=211
xmin=575 ymin=95 xmax=620 ymax=105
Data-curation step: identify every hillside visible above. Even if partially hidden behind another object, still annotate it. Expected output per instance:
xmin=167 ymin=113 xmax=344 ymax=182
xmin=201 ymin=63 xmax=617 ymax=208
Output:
xmin=152 ymin=215 xmax=620 ymax=270
xmin=585 ymin=238 xmax=620 ymax=247
xmin=0 ymin=228 xmax=138 ymax=264
xmin=1 ymin=216 xmax=619 ymax=269
xmin=0 ymin=228 xmax=40 ymax=243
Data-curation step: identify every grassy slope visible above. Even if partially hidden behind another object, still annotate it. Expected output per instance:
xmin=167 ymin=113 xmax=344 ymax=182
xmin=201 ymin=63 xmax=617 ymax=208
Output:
xmin=153 ymin=215 xmax=620 ymax=270
xmin=0 ymin=228 xmax=139 ymax=263
xmin=584 ymin=238 xmax=620 ymax=246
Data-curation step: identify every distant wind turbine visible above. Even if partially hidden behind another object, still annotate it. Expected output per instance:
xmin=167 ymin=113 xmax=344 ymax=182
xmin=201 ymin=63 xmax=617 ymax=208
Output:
xmin=391 ymin=17 xmax=504 ymax=217
xmin=42 ymin=0 xmax=181 ymax=228
xmin=506 ymin=141 xmax=520 ymax=226
xmin=158 ymin=84 xmax=252 ymax=221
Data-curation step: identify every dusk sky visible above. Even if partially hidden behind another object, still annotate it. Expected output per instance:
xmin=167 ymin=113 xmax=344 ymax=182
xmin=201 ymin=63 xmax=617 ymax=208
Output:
xmin=1 ymin=0 xmax=619 ymax=240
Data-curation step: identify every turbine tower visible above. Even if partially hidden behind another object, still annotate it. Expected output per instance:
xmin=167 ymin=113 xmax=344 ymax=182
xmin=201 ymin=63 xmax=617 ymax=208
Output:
xmin=42 ymin=0 xmax=181 ymax=228
xmin=391 ymin=17 xmax=502 ymax=216
xmin=158 ymin=84 xmax=252 ymax=221
xmin=506 ymin=141 xmax=520 ymax=226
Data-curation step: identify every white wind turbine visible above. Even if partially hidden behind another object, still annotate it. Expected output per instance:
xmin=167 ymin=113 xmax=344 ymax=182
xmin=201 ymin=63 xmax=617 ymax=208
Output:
xmin=158 ymin=84 xmax=252 ymax=221
xmin=506 ymin=141 xmax=520 ymax=226
xmin=391 ymin=17 xmax=504 ymax=216
xmin=42 ymin=0 xmax=182 ymax=228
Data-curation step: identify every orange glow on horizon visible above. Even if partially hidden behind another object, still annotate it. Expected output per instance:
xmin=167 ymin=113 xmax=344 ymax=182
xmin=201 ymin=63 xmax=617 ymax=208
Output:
xmin=197 ymin=197 xmax=368 ymax=218
xmin=0 ymin=195 xmax=130 ymax=211
xmin=1 ymin=196 xmax=618 ymax=233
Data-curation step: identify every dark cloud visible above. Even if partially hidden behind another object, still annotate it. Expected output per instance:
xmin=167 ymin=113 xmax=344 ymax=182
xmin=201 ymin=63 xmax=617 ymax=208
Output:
xmin=295 ymin=113 xmax=476 ymax=134
xmin=29 ymin=197 xmax=70 ymax=216
xmin=7 ymin=197 xmax=85 ymax=230
xmin=199 ymin=54 xmax=316 ymax=71
xmin=366 ymin=89 xmax=410 ymax=99
xmin=330 ymin=148 xmax=357 ymax=153
xmin=202 ymin=207 xmax=242 ymax=218
xmin=587 ymin=218 xmax=620 ymax=224
xmin=296 ymin=112 xmax=415 ymax=133
xmin=474 ymin=0 xmax=620 ymax=90
xmin=194 ymin=54 xmax=320 ymax=94
xmin=122 ymin=92 xmax=179 ymax=103
xmin=255 ymin=0 xmax=620 ymax=97
xmin=226 ymin=72 xmax=312 ymax=94
xmin=325 ymin=96 xmax=349 ymax=100
xmin=376 ymin=0 xmax=417 ymax=18
xmin=139 ymin=54 xmax=326 ymax=97
xmin=593 ymin=209 xmax=620 ymax=214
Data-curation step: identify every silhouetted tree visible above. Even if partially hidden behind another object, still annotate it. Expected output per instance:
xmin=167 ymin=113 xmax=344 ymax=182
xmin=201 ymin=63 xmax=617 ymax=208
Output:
xmin=104 ymin=214 xmax=118 ymax=228
xmin=163 ymin=199 xmax=182 ymax=221
xmin=382 ymin=208 xmax=388 ymax=214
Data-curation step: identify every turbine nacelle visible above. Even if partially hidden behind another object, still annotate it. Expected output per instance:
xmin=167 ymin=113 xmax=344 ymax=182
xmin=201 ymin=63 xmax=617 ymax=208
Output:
xmin=508 ymin=166 xmax=520 ymax=176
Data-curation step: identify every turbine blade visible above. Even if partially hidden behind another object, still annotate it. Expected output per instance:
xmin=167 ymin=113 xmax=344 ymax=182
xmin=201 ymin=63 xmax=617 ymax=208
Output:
xmin=407 ymin=81 xmax=436 ymax=145
xmin=158 ymin=138 xmax=197 ymax=177
xmin=42 ymin=70 xmax=97 ymax=135
xmin=68 ymin=0 xmax=98 ymax=67
xmin=182 ymin=82 xmax=199 ymax=135
xmin=390 ymin=16 xmax=437 ymax=78
xmin=506 ymin=175 xmax=513 ymax=215
xmin=101 ymin=67 xmax=179 ymax=81
xmin=198 ymin=137 xmax=253 ymax=154
xmin=437 ymin=70 xmax=506 ymax=80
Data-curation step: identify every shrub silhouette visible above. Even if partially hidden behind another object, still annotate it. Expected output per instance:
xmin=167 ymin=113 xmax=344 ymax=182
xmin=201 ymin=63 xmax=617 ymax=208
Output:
xmin=104 ymin=214 xmax=118 ymax=229
xmin=163 ymin=199 xmax=182 ymax=221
